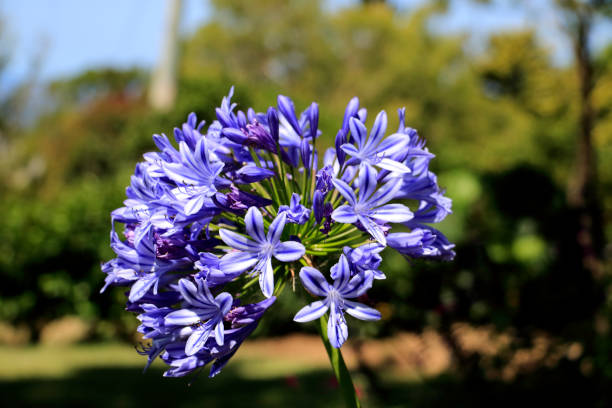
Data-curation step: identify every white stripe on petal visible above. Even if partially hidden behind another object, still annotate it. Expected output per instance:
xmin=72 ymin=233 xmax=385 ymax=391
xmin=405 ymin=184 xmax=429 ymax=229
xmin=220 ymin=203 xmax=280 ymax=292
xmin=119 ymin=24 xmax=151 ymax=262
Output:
xmin=266 ymin=212 xmax=287 ymax=244
xmin=293 ymin=300 xmax=329 ymax=322
xmin=344 ymin=300 xmax=381 ymax=321
xmin=214 ymin=320 xmax=225 ymax=346
xmin=219 ymin=229 xmax=259 ymax=251
xmin=219 ymin=251 xmax=258 ymax=274
xmin=245 ymin=207 xmax=266 ymax=243
xmin=358 ymin=163 xmax=377 ymax=202
xmin=331 ymin=178 xmax=356 ymax=205
xmin=340 ymin=143 xmax=359 ymax=158
xmin=332 ymin=254 xmax=351 ymax=290
xmin=370 ymin=203 xmax=414 ymax=223
xmin=165 ymin=309 xmax=201 ymax=326
xmin=185 ymin=325 xmax=213 ymax=356
xmin=367 ymin=110 xmax=388 ymax=149
xmin=349 ymin=117 xmax=367 ymax=149
xmin=128 ymin=274 xmax=157 ymax=302
xmin=376 ymin=158 xmax=411 ymax=174
xmin=299 ymin=267 xmax=331 ymax=297
xmin=368 ymin=177 xmax=403 ymax=207
xmin=259 ymin=257 xmax=275 ymax=298
xmin=327 ymin=304 xmax=348 ymax=348
xmin=331 ymin=205 xmax=358 ymax=224
xmin=273 ymin=241 xmax=306 ymax=262
xmin=340 ymin=270 xmax=374 ymax=298
xmin=357 ymin=215 xmax=386 ymax=246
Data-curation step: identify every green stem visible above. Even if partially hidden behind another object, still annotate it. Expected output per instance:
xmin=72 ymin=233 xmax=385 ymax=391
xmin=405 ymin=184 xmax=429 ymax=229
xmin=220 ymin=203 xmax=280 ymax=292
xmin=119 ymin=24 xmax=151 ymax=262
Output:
xmin=318 ymin=315 xmax=361 ymax=408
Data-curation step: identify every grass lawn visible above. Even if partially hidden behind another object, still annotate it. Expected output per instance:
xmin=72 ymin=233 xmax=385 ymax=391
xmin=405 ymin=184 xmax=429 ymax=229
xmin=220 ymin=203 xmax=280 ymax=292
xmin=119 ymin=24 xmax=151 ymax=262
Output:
xmin=0 ymin=340 xmax=601 ymax=407
xmin=0 ymin=342 xmax=364 ymax=408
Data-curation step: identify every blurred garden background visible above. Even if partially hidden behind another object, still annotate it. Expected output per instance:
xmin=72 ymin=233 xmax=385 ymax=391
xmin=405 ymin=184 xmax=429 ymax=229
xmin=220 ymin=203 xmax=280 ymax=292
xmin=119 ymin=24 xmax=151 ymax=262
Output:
xmin=1 ymin=0 xmax=611 ymax=406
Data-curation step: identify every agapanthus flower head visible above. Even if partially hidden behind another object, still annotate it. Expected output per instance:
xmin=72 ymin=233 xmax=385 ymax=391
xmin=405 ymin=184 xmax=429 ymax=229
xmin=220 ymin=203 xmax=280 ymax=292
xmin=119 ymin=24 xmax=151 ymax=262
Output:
xmin=102 ymin=87 xmax=454 ymax=379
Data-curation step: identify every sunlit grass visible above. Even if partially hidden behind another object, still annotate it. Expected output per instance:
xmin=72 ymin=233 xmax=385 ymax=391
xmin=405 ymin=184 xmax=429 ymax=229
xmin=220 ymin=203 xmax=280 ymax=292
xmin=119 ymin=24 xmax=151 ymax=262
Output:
xmin=0 ymin=342 xmax=333 ymax=380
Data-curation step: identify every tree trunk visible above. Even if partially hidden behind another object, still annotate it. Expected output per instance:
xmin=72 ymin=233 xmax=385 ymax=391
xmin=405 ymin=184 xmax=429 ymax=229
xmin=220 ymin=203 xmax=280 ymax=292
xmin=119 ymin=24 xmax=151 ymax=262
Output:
xmin=567 ymin=11 xmax=604 ymax=279
xmin=149 ymin=0 xmax=182 ymax=111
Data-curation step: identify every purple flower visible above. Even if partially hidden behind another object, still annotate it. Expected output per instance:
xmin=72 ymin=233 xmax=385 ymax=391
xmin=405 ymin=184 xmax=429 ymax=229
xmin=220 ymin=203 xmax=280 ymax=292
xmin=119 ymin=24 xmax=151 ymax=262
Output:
xmin=294 ymin=255 xmax=381 ymax=348
xmin=278 ymin=193 xmax=311 ymax=224
xmin=340 ymin=113 xmax=411 ymax=173
xmin=161 ymin=297 xmax=276 ymax=378
xmin=315 ymin=165 xmax=334 ymax=195
xmin=233 ymin=164 xmax=275 ymax=184
xmin=164 ymin=277 xmax=233 ymax=356
xmin=214 ymin=185 xmax=272 ymax=212
xmin=331 ymin=164 xmax=413 ymax=245
xmin=163 ymin=138 xmax=226 ymax=216
xmin=103 ymin=231 xmax=189 ymax=302
xmin=102 ymin=88 xmax=455 ymax=379
xmin=387 ymin=226 xmax=456 ymax=261
xmin=136 ymin=303 xmax=192 ymax=371
xmin=343 ymin=243 xmax=386 ymax=280
xmin=219 ymin=207 xmax=305 ymax=297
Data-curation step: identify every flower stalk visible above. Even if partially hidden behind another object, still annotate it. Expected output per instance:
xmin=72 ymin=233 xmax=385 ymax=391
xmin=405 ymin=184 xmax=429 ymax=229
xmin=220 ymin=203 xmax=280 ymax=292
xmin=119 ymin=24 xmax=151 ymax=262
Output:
xmin=319 ymin=314 xmax=361 ymax=408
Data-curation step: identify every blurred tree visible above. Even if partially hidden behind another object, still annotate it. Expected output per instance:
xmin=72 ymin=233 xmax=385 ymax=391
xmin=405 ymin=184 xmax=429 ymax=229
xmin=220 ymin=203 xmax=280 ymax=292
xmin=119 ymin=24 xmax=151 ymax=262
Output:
xmin=556 ymin=0 xmax=610 ymax=280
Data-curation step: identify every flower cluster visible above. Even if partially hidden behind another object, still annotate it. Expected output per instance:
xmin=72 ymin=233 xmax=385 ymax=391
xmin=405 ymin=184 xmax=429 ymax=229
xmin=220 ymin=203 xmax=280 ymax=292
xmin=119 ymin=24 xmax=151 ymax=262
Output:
xmin=101 ymin=87 xmax=454 ymax=379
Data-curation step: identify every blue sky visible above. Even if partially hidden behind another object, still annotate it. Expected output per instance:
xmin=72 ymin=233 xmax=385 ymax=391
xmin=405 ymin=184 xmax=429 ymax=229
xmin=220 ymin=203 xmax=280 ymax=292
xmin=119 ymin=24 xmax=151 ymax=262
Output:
xmin=1 ymin=0 xmax=611 ymax=93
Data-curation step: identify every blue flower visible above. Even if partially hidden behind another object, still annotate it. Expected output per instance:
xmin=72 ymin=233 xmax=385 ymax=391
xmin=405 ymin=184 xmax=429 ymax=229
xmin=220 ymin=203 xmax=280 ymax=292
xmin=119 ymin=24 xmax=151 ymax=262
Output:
xmin=164 ymin=277 xmax=233 ymax=356
xmin=161 ymin=297 xmax=276 ymax=378
xmin=387 ymin=226 xmax=455 ymax=261
xmin=340 ymin=112 xmax=411 ymax=173
xmin=219 ymin=207 xmax=306 ymax=297
xmin=331 ymin=164 xmax=413 ymax=245
xmin=103 ymin=231 xmax=190 ymax=302
xmin=278 ymin=193 xmax=311 ymax=224
xmin=293 ymin=255 xmax=381 ymax=348
xmin=315 ymin=165 xmax=334 ymax=195
xmin=162 ymin=138 xmax=228 ymax=216
xmin=102 ymin=89 xmax=455 ymax=379
xmin=343 ymin=243 xmax=386 ymax=280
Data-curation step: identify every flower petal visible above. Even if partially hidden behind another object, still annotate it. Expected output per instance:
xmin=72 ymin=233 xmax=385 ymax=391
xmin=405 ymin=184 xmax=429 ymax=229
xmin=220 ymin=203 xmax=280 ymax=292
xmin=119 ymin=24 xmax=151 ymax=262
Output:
xmin=367 ymin=177 xmax=403 ymax=207
xmin=340 ymin=143 xmax=359 ymax=158
xmin=219 ymin=251 xmax=258 ymax=274
xmin=299 ymin=266 xmax=331 ymax=297
xmin=349 ymin=117 xmax=367 ymax=149
xmin=178 ymin=279 xmax=215 ymax=310
xmin=165 ymin=308 xmax=202 ymax=326
xmin=273 ymin=241 xmax=305 ymax=262
xmin=219 ymin=229 xmax=259 ymax=251
xmin=266 ymin=211 xmax=287 ymax=244
xmin=293 ymin=300 xmax=329 ymax=323
xmin=376 ymin=157 xmax=411 ymax=174
xmin=344 ymin=300 xmax=381 ymax=321
xmin=259 ymin=257 xmax=275 ymax=298
xmin=215 ymin=292 xmax=234 ymax=315
xmin=331 ymin=178 xmax=357 ymax=206
xmin=185 ymin=325 xmax=213 ymax=356
xmin=128 ymin=274 xmax=158 ymax=302
xmin=331 ymin=254 xmax=351 ymax=290
xmin=367 ymin=110 xmax=387 ymax=148
xmin=340 ymin=270 xmax=374 ymax=298
xmin=357 ymin=163 xmax=377 ymax=202
xmin=184 ymin=194 xmax=206 ymax=215
xmin=376 ymin=132 xmax=409 ymax=156
xmin=357 ymin=215 xmax=387 ymax=246
xmin=331 ymin=205 xmax=358 ymax=224
xmin=328 ymin=303 xmax=348 ymax=348
xmin=214 ymin=320 xmax=225 ymax=346
xmin=277 ymin=95 xmax=301 ymax=134
xmin=369 ymin=203 xmax=414 ymax=223
xmin=245 ymin=207 xmax=266 ymax=243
